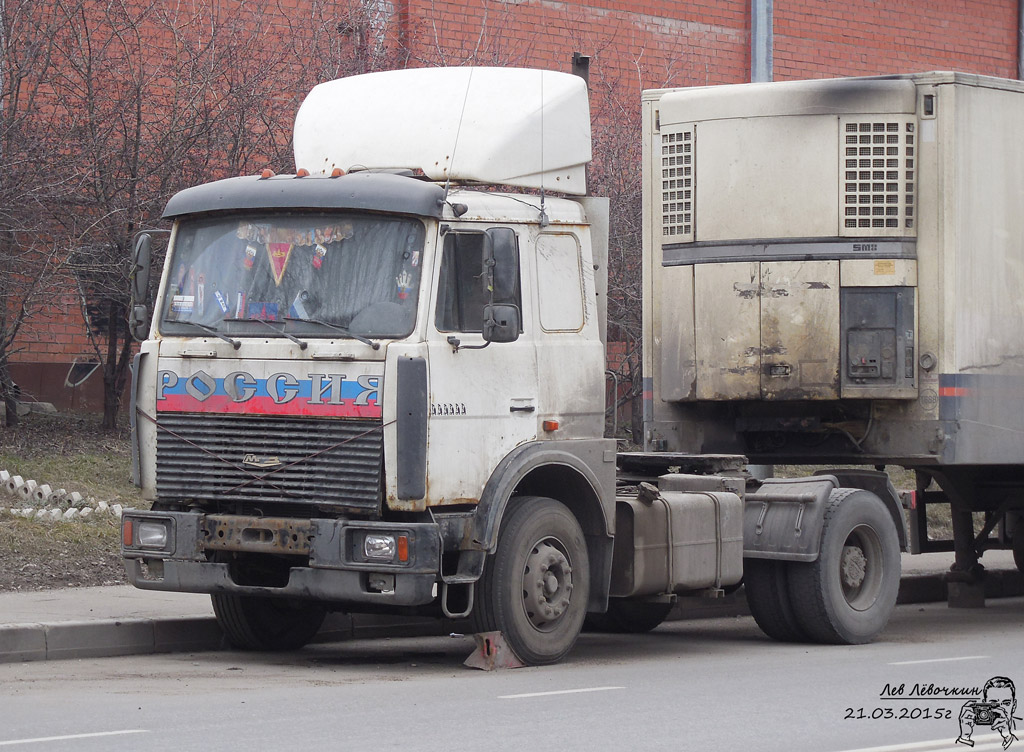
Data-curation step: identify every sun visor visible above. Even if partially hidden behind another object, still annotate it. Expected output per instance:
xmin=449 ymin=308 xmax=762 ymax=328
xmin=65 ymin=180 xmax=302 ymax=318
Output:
xmin=293 ymin=67 xmax=591 ymax=195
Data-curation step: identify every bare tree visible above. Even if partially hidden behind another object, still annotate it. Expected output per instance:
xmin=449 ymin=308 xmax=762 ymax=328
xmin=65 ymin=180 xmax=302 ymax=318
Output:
xmin=0 ymin=0 xmax=77 ymax=426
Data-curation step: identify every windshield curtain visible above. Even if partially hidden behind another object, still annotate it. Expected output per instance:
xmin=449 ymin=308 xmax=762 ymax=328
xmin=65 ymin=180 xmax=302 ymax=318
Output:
xmin=160 ymin=212 xmax=426 ymax=338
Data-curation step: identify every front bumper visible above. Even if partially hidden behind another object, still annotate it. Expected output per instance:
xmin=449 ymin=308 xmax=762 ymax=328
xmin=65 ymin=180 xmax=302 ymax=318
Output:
xmin=121 ymin=510 xmax=441 ymax=607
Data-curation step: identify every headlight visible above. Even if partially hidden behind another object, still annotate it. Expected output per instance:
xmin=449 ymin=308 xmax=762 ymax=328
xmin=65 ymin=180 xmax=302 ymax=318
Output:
xmin=363 ymin=533 xmax=397 ymax=561
xmin=137 ymin=520 xmax=170 ymax=549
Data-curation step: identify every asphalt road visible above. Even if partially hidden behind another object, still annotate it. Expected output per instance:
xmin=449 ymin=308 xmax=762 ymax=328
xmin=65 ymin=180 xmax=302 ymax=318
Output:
xmin=2 ymin=598 xmax=1023 ymax=752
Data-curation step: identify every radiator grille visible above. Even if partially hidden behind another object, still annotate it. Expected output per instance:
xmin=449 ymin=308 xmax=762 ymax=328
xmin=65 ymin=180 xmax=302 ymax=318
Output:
xmin=840 ymin=118 xmax=916 ymax=236
xmin=155 ymin=413 xmax=383 ymax=513
xmin=661 ymin=126 xmax=694 ymax=241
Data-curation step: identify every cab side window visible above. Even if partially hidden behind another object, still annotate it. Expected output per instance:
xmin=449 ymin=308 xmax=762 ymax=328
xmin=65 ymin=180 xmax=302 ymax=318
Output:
xmin=435 ymin=231 xmax=521 ymax=332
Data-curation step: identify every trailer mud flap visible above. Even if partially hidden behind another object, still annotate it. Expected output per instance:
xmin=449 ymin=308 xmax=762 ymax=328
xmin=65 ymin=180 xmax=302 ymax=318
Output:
xmin=743 ymin=476 xmax=838 ymax=562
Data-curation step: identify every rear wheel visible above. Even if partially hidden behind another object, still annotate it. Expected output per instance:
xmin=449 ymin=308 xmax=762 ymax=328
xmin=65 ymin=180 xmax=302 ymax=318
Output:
xmin=743 ymin=558 xmax=808 ymax=642
xmin=788 ymin=489 xmax=901 ymax=644
xmin=471 ymin=496 xmax=589 ymax=665
xmin=212 ymin=594 xmax=326 ymax=651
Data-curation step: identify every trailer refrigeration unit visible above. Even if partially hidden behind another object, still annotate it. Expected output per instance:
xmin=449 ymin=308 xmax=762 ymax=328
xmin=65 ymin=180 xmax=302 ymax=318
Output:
xmin=641 ymin=71 xmax=1024 ymax=598
xmin=122 ymin=66 xmax=1002 ymax=666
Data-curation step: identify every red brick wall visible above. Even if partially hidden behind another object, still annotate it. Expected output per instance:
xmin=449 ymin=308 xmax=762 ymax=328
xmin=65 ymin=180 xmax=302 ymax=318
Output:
xmin=10 ymin=0 xmax=1021 ymax=412
xmin=774 ymin=0 xmax=1018 ymax=80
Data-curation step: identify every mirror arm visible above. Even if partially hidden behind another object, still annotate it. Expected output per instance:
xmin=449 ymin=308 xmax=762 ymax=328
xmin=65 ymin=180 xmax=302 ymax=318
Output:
xmin=446 ymin=335 xmax=489 ymax=353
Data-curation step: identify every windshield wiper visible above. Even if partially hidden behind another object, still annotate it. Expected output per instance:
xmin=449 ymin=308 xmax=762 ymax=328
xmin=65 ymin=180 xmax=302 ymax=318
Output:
xmin=246 ymin=317 xmax=308 ymax=350
xmin=284 ymin=316 xmax=380 ymax=350
xmin=176 ymin=321 xmax=240 ymax=349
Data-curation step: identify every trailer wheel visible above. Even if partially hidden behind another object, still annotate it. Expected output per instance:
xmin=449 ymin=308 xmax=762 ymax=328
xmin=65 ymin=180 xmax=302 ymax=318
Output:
xmin=211 ymin=594 xmax=326 ymax=651
xmin=584 ymin=599 xmax=674 ymax=634
xmin=789 ymin=489 xmax=901 ymax=644
xmin=471 ymin=496 xmax=589 ymax=665
xmin=743 ymin=558 xmax=808 ymax=642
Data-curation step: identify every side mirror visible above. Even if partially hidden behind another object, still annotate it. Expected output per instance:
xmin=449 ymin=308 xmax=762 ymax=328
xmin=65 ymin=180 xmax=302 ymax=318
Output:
xmin=484 ymin=227 xmax=518 ymax=302
xmin=482 ymin=303 xmax=520 ymax=343
xmin=130 ymin=233 xmax=153 ymax=341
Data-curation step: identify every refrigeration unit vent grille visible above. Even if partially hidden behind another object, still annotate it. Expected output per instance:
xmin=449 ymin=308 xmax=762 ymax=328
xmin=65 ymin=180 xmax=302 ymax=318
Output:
xmin=661 ymin=126 xmax=694 ymax=242
xmin=840 ymin=118 xmax=916 ymax=236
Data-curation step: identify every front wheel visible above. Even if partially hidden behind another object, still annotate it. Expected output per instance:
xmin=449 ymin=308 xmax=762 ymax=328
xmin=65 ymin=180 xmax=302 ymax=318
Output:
xmin=471 ymin=496 xmax=590 ymax=665
xmin=788 ymin=489 xmax=901 ymax=644
xmin=212 ymin=594 xmax=326 ymax=651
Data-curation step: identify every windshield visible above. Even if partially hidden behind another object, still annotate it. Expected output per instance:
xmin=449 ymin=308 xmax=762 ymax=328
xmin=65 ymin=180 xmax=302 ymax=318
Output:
xmin=159 ymin=212 xmax=425 ymax=339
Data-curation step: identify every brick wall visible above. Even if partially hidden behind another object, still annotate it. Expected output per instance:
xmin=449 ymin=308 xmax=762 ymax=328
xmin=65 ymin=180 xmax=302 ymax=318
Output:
xmin=774 ymin=0 xmax=1018 ymax=80
xmin=9 ymin=0 xmax=1021 ymax=412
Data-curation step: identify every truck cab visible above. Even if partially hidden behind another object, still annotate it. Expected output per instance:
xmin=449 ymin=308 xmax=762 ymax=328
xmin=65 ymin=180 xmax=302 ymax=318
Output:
xmin=123 ymin=68 xmax=618 ymax=665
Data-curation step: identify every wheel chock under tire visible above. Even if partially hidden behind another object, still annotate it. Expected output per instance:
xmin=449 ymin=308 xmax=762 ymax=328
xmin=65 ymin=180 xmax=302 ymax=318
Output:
xmin=464 ymin=631 xmax=524 ymax=670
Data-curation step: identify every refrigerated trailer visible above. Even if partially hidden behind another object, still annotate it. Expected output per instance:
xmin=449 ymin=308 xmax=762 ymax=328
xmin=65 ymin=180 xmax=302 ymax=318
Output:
xmin=641 ymin=71 xmax=1024 ymax=591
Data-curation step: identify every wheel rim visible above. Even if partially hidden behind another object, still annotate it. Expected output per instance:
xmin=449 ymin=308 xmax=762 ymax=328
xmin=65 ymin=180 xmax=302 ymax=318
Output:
xmin=840 ymin=524 xmax=884 ymax=611
xmin=521 ymin=537 xmax=574 ymax=631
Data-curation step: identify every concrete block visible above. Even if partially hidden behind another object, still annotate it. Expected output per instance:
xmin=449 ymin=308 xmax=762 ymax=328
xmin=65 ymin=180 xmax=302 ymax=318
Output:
xmin=16 ymin=479 xmax=38 ymax=500
xmin=0 ymin=625 xmax=47 ymax=663
xmin=32 ymin=484 xmax=53 ymax=504
xmin=948 ymin=580 xmax=986 ymax=608
xmin=44 ymin=619 xmax=156 ymax=660
xmin=153 ymin=618 xmax=224 ymax=653
xmin=3 ymin=475 xmax=24 ymax=496
xmin=0 ymin=470 xmax=10 ymax=485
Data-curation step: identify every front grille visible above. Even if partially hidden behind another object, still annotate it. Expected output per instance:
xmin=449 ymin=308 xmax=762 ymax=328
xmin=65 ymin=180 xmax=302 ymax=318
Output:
xmin=155 ymin=413 xmax=383 ymax=514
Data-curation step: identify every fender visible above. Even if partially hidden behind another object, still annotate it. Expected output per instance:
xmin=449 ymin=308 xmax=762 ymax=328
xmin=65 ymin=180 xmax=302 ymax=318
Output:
xmin=814 ymin=468 xmax=908 ymax=552
xmin=470 ymin=438 xmax=616 ymax=550
xmin=744 ymin=473 xmax=907 ymax=562
xmin=743 ymin=476 xmax=839 ymax=562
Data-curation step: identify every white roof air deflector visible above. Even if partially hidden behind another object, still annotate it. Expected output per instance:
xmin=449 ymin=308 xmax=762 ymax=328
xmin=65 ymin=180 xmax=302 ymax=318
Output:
xmin=293 ymin=67 xmax=592 ymax=195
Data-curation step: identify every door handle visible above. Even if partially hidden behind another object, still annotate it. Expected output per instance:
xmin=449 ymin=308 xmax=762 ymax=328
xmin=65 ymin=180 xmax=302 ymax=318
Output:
xmin=509 ymin=398 xmax=536 ymax=413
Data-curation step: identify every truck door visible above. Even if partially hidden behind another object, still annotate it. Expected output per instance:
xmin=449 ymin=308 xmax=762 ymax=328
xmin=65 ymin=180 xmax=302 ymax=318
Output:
xmin=426 ymin=228 xmax=538 ymax=504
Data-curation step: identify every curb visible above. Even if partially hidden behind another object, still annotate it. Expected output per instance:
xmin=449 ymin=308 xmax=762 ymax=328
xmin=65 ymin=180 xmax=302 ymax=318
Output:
xmin=3 ymin=571 xmax=1023 ymax=663
xmin=0 ymin=612 xmax=462 ymax=664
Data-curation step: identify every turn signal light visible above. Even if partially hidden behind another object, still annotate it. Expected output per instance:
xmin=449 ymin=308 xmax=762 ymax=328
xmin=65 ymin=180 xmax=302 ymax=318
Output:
xmin=122 ymin=519 xmax=134 ymax=547
xmin=543 ymin=420 xmax=559 ymax=432
xmin=397 ymin=535 xmax=409 ymax=563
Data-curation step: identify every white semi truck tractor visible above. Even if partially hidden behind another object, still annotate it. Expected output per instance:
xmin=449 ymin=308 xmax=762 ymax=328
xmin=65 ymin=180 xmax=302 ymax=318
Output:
xmin=123 ymin=67 xmax=945 ymax=665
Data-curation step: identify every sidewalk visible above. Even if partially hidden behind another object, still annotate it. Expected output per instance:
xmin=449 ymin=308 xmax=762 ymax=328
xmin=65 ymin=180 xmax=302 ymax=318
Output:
xmin=1 ymin=551 xmax=1021 ymax=663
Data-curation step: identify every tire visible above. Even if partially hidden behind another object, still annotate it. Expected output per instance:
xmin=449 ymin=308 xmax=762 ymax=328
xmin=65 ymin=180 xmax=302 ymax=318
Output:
xmin=211 ymin=594 xmax=327 ymax=651
xmin=743 ymin=558 xmax=808 ymax=642
xmin=586 ymin=599 xmax=673 ymax=634
xmin=471 ymin=496 xmax=590 ymax=665
xmin=788 ymin=489 xmax=901 ymax=645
